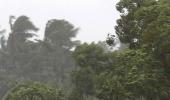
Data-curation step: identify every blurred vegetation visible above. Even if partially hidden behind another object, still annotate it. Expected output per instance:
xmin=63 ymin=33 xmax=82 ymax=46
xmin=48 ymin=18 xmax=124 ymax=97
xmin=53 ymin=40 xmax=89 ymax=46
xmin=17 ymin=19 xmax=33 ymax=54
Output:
xmin=2 ymin=82 xmax=65 ymax=100
xmin=0 ymin=0 xmax=169 ymax=100
xmin=0 ymin=15 xmax=79 ymax=99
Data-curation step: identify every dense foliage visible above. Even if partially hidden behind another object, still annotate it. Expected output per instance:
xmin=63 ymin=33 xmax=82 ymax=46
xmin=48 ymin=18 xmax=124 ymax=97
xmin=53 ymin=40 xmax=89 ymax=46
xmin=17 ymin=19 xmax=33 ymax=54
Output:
xmin=2 ymin=82 xmax=65 ymax=100
xmin=70 ymin=0 xmax=170 ymax=100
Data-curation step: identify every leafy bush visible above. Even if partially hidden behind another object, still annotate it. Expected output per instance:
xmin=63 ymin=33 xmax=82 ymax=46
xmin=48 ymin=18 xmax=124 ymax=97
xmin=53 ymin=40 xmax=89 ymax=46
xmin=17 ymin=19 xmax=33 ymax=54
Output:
xmin=2 ymin=82 xmax=65 ymax=100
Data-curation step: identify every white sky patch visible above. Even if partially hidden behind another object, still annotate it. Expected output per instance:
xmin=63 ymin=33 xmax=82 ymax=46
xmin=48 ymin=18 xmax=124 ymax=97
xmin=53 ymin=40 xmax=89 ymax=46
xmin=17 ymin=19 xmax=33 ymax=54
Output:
xmin=0 ymin=0 xmax=120 ymax=43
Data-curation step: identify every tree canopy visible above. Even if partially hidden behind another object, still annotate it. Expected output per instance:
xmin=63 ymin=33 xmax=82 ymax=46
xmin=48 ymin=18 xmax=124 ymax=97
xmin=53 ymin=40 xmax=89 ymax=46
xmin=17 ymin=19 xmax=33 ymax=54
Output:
xmin=2 ymin=82 xmax=65 ymax=100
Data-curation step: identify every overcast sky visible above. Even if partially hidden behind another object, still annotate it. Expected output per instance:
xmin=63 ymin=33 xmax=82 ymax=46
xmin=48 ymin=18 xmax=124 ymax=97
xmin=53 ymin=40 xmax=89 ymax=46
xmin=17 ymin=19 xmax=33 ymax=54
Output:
xmin=0 ymin=0 xmax=120 ymax=43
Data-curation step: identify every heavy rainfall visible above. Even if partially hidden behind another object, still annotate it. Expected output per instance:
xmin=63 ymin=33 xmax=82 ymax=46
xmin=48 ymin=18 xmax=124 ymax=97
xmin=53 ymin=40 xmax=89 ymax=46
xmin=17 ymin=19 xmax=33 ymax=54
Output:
xmin=0 ymin=0 xmax=170 ymax=100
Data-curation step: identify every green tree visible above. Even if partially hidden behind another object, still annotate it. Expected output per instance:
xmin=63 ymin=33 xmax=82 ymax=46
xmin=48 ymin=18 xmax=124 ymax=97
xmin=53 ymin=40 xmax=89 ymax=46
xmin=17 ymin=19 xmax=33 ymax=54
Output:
xmin=5 ymin=15 xmax=39 ymax=81
xmin=38 ymin=19 xmax=79 ymax=85
xmin=70 ymin=43 xmax=109 ymax=99
xmin=115 ymin=0 xmax=157 ymax=49
xmin=2 ymin=82 xmax=65 ymax=100
xmin=100 ymin=0 xmax=170 ymax=99
xmin=133 ymin=0 xmax=170 ymax=75
xmin=115 ymin=0 xmax=170 ymax=77
xmin=96 ymin=50 xmax=170 ymax=100
xmin=7 ymin=15 xmax=38 ymax=54
xmin=71 ymin=43 xmax=170 ymax=100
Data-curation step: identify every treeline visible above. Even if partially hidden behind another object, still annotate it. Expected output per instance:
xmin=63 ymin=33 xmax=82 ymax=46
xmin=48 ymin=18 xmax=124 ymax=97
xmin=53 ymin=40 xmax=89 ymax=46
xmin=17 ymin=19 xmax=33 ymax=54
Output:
xmin=0 ymin=16 xmax=80 ymax=98
xmin=0 ymin=0 xmax=170 ymax=100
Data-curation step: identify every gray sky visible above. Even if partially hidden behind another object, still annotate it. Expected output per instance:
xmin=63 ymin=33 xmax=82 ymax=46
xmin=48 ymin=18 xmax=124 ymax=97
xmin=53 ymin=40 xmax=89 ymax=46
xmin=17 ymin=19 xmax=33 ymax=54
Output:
xmin=0 ymin=0 xmax=120 ymax=43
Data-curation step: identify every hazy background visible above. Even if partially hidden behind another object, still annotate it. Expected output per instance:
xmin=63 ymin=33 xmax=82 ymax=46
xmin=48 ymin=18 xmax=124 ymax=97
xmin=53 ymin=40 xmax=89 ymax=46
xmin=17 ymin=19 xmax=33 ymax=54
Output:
xmin=0 ymin=0 xmax=119 ymax=42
